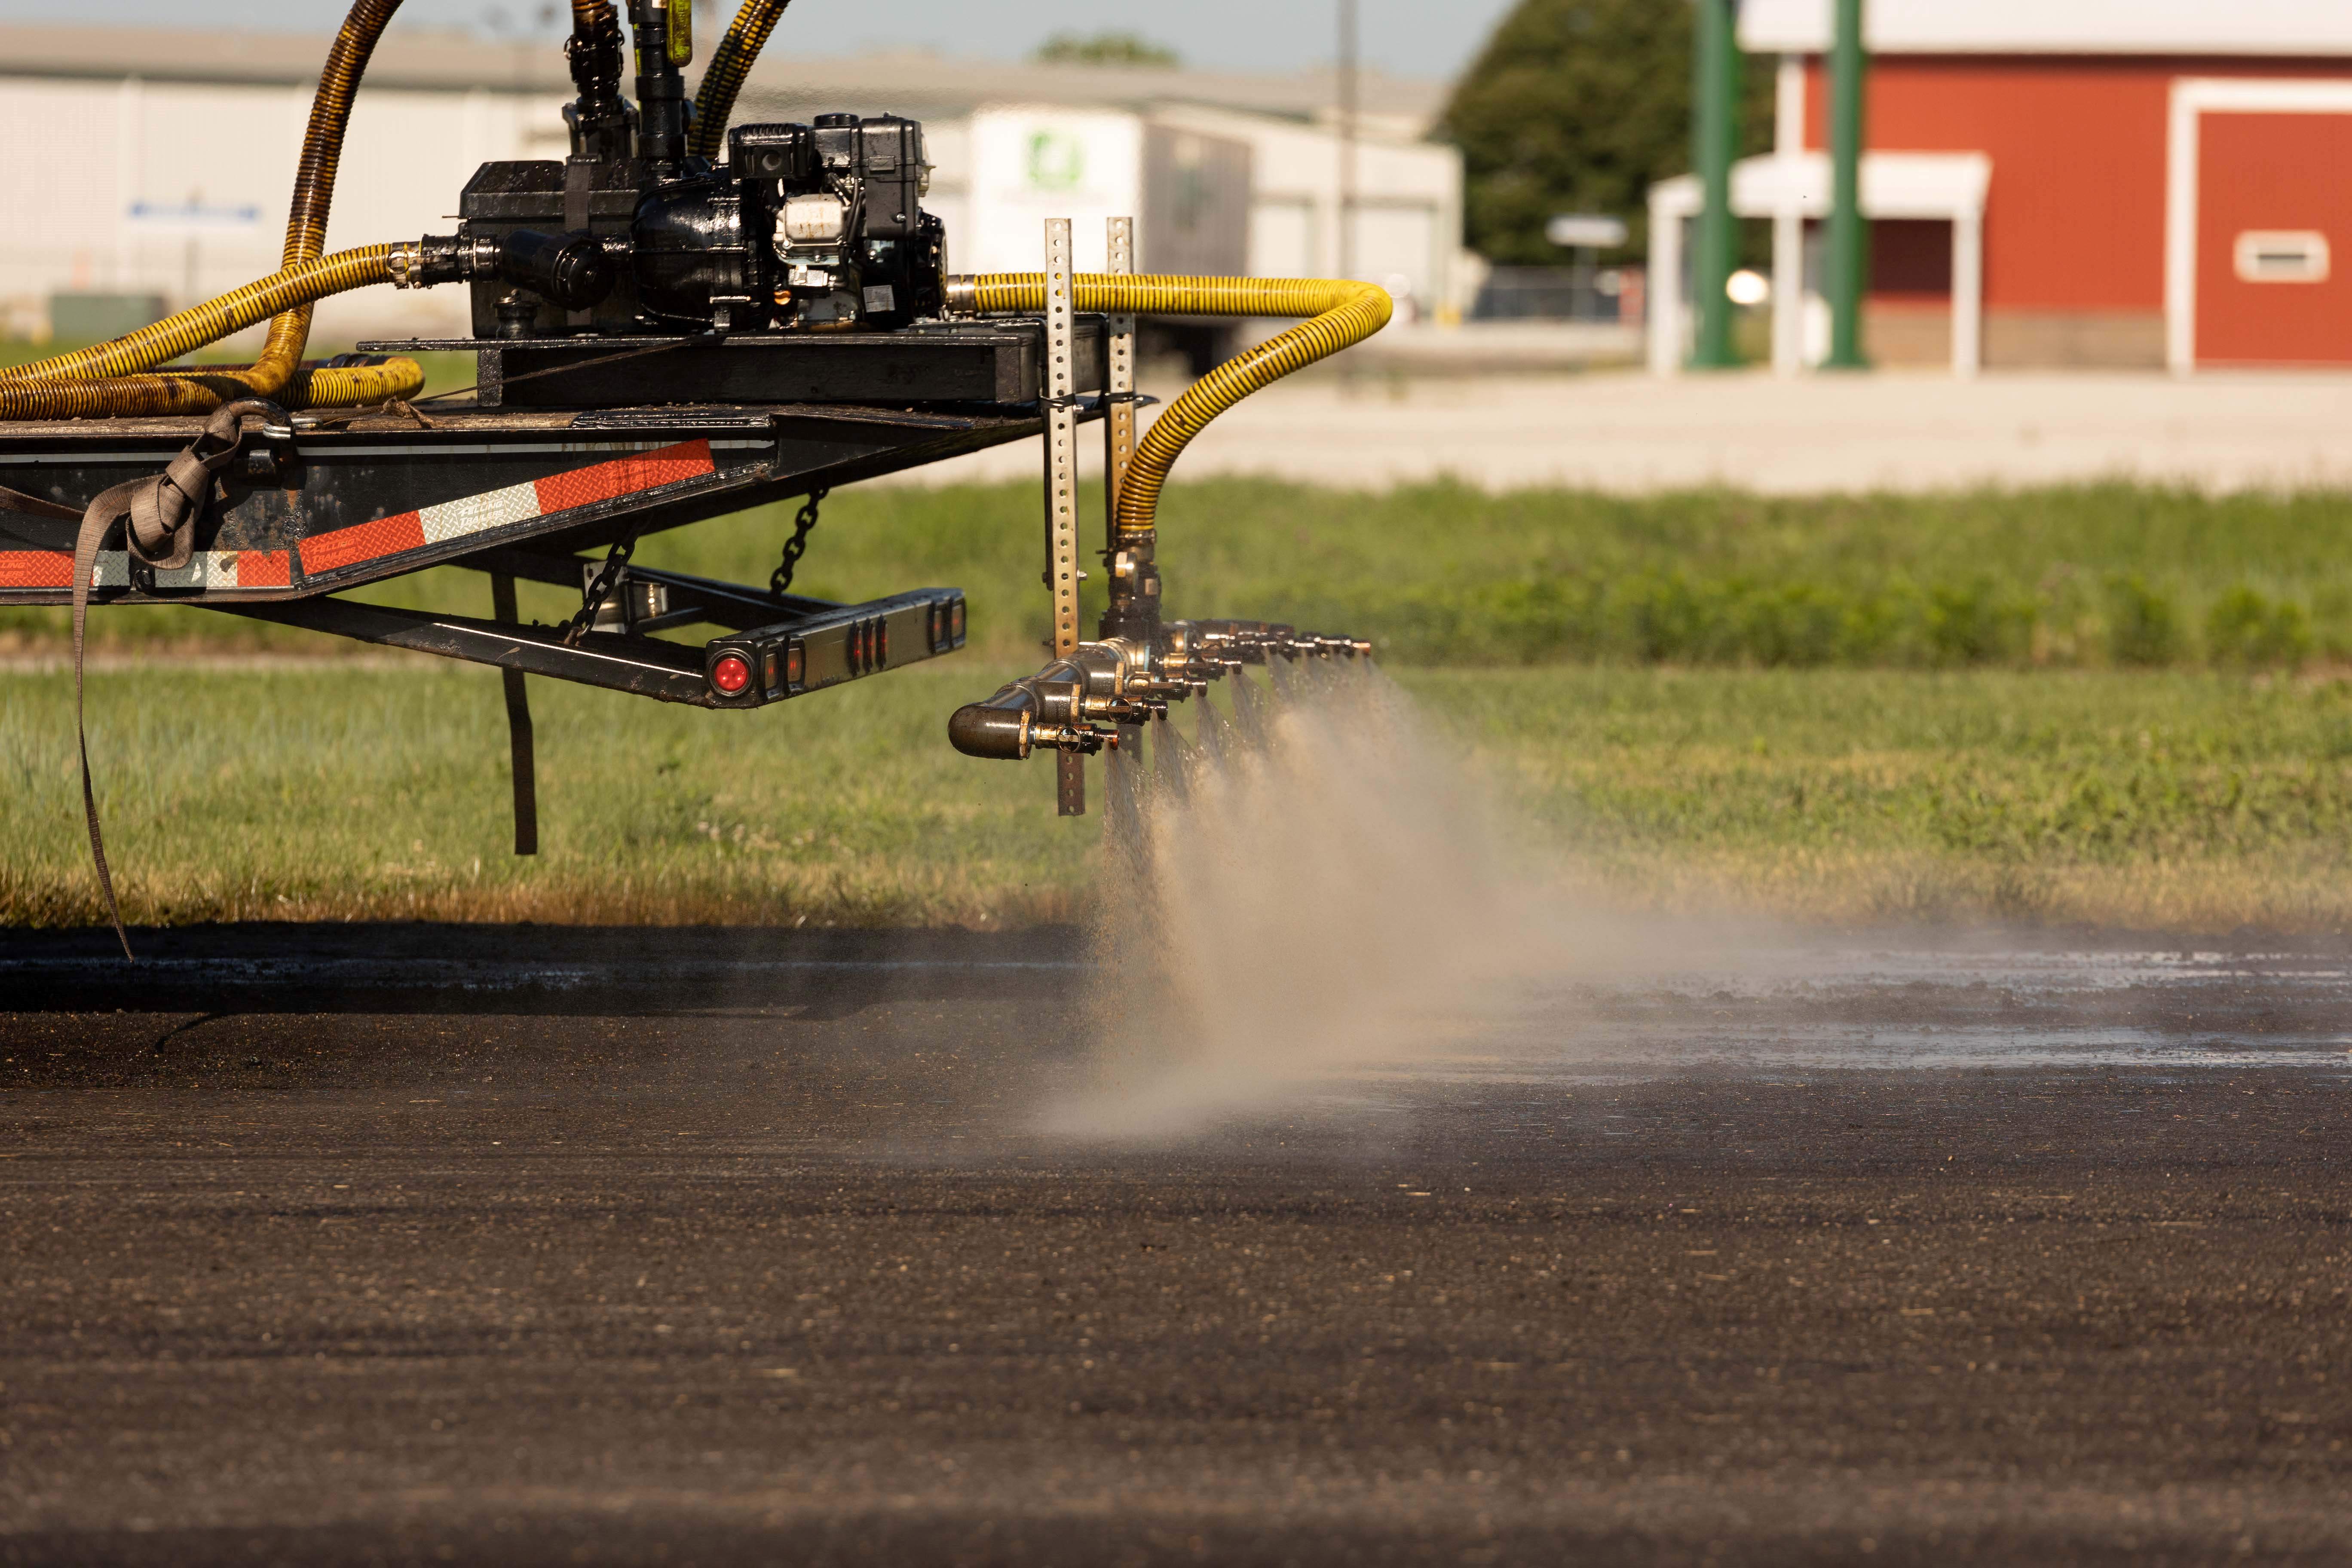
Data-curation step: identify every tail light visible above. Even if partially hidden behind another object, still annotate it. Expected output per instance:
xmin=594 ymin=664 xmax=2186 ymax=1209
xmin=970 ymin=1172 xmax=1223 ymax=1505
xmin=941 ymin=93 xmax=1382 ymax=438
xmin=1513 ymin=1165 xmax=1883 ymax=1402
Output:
xmin=709 ymin=652 xmax=752 ymax=695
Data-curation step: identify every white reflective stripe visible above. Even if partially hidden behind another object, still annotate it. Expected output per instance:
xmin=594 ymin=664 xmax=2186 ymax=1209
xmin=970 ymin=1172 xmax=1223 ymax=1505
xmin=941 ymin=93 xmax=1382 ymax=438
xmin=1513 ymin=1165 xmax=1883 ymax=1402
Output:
xmin=149 ymin=551 xmax=242 ymax=590
xmin=420 ymin=480 xmax=542 ymax=544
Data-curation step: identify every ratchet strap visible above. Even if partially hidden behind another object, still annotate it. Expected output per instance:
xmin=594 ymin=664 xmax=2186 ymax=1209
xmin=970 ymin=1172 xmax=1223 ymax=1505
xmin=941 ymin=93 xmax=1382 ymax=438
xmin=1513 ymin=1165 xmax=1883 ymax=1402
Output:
xmin=69 ymin=399 xmax=285 ymax=959
xmin=1 ymin=483 xmax=82 ymax=522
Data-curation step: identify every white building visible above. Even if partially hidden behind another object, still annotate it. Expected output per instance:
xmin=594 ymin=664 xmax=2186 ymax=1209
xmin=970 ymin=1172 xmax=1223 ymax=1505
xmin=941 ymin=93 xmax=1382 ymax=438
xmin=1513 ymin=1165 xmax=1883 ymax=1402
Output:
xmin=0 ymin=23 xmax=1465 ymax=345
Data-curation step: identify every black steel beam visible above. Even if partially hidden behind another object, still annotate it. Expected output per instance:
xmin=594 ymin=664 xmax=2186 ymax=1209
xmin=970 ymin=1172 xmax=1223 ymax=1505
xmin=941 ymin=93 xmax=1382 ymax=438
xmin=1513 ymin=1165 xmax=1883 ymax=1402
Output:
xmin=511 ymin=399 xmax=1107 ymax=557
xmin=0 ymin=398 xmax=1099 ymax=606
xmin=214 ymin=597 xmax=719 ymax=704
xmin=357 ymin=320 xmax=1110 ymax=409
xmin=213 ymin=584 xmax=968 ymax=709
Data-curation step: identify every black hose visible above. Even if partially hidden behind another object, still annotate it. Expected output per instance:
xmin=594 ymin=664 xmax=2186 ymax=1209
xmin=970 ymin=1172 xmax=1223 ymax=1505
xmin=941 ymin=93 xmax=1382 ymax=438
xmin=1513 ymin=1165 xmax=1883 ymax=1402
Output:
xmin=689 ymin=0 xmax=792 ymax=162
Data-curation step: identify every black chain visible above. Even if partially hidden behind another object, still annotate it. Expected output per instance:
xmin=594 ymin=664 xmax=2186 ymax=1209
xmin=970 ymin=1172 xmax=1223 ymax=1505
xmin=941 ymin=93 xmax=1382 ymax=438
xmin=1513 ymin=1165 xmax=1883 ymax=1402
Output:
xmin=562 ymin=525 xmax=648 ymax=645
xmin=769 ymin=487 xmax=827 ymax=601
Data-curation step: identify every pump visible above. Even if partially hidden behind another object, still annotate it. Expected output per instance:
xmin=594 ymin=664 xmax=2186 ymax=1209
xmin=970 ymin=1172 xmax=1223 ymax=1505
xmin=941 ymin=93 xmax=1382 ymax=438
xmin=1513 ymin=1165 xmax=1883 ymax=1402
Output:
xmin=413 ymin=113 xmax=944 ymax=340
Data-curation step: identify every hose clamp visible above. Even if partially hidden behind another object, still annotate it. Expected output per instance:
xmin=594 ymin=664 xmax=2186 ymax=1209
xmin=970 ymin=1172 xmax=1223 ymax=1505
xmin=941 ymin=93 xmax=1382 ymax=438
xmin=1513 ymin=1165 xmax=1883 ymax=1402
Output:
xmin=941 ymin=276 xmax=978 ymax=318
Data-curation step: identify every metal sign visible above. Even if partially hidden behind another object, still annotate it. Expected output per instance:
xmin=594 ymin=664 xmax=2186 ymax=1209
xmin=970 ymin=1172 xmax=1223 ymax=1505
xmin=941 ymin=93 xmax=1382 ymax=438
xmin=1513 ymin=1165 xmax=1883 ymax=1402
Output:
xmin=126 ymin=200 xmax=263 ymax=232
xmin=1545 ymin=213 xmax=1629 ymax=249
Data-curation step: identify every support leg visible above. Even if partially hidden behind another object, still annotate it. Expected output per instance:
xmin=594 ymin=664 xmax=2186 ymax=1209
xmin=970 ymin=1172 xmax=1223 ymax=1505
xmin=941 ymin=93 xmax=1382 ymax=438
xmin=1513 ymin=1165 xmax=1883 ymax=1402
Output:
xmin=490 ymin=572 xmax=539 ymax=857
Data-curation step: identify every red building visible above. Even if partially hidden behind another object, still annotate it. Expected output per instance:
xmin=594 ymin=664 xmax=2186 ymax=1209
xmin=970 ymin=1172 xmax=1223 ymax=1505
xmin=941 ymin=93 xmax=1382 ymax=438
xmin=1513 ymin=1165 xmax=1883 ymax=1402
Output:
xmin=1671 ymin=1 xmax=2352 ymax=371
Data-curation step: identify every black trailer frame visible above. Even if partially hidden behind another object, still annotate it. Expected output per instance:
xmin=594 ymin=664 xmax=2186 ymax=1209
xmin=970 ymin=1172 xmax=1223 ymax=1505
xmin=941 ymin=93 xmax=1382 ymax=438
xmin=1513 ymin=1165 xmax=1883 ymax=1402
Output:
xmin=0 ymin=321 xmax=1107 ymax=706
xmin=0 ymin=322 xmax=1113 ymax=865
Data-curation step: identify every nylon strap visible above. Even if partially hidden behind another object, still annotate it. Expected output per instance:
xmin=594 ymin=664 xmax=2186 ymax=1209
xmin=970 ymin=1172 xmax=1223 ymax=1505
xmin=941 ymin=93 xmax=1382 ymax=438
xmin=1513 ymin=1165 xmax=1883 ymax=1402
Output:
xmin=69 ymin=399 xmax=283 ymax=959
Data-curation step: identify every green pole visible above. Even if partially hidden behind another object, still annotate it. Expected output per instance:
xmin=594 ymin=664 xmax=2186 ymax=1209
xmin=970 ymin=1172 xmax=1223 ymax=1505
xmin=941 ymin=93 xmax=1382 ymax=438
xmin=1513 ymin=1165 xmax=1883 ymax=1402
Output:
xmin=1824 ymin=0 xmax=1870 ymax=368
xmin=1687 ymin=0 xmax=1741 ymax=368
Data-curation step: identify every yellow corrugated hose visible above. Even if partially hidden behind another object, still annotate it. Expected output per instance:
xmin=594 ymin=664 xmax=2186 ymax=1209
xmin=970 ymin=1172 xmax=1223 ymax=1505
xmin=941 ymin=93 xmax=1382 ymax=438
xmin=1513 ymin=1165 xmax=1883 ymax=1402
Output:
xmin=0 ymin=247 xmax=421 ymax=421
xmin=230 ymin=0 xmax=408 ymax=403
xmin=951 ymin=275 xmax=1393 ymax=536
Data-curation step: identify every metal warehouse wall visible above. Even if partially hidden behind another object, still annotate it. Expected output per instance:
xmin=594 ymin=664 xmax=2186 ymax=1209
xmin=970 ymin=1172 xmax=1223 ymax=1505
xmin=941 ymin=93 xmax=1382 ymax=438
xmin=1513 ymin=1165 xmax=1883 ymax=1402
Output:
xmin=0 ymin=76 xmax=567 ymax=343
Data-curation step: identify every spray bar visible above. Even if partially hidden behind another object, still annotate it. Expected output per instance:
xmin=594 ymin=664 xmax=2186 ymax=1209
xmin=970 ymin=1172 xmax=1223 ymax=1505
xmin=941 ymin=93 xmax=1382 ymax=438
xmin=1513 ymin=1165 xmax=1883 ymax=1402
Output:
xmin=947 ymin=620 xmax=1372 ymax=762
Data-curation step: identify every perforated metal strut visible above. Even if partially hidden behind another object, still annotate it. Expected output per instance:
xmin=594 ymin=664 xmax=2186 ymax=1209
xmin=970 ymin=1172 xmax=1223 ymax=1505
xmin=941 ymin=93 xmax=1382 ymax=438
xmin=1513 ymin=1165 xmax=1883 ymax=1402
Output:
xmin=1099 ymin=215 xmax=1151 ymax=645
xmin=1041 ymin=218 xmax=1086 ymax=816
xmin=1105 ymin=217 xmax=1137 ymax=532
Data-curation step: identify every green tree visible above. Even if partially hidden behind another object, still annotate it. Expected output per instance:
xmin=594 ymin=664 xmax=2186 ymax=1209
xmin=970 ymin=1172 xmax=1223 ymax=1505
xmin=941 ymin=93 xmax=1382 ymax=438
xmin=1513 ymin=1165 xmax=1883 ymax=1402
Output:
xmin=1032 ymin=31 xmax=1181 ymax=68
xmin=1441 ymin=0 xmax=1775 ymax=264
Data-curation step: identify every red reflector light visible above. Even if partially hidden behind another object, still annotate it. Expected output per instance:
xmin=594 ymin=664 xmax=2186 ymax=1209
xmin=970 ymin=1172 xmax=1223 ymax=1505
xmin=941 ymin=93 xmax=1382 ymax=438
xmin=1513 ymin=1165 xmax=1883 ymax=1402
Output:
xmin=710 ymin=653 xmax=752 ymax=695
xmin=950 ymin=599 xmax=966 ymax=644
xmin=760 ymin=647 xmax=779 ymax=691
xmin=875 ymin=618 xmax=889 ymax=667
xmin=786 ymin=640 xmax=804 ymax=687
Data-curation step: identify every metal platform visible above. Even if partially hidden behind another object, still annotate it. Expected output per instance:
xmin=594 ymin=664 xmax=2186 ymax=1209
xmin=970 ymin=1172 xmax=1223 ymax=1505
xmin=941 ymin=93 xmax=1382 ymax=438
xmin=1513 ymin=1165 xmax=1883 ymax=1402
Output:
xmin=357 ymin=318 xmax=1110 ymax=410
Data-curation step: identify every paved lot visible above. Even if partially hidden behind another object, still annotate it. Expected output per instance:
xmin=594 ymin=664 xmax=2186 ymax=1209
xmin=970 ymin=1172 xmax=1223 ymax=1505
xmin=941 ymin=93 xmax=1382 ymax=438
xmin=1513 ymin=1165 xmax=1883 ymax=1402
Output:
xmin=895 ymin=369 xmax=2352 ymax=494
xmin=3 ymin=927 xmax=2349 ymax=1566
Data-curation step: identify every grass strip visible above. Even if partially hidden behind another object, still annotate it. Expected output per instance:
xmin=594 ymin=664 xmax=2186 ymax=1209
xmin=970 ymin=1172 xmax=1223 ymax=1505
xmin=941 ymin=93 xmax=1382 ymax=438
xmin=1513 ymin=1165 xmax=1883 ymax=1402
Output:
xmin=1439 ymin=666 xmax=2352 ymax=930
xmin=8 ymin=478 xmax=2351 ymax=671
xmin=5 ymin=662 xmax=2349 ymax=932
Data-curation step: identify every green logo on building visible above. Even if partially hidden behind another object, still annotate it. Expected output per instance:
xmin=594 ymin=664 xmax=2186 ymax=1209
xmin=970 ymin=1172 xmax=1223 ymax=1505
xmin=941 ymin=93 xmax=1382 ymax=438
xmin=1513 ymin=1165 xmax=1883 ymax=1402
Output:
xmin=1026 ymin=132 xmax=1084 ymax=191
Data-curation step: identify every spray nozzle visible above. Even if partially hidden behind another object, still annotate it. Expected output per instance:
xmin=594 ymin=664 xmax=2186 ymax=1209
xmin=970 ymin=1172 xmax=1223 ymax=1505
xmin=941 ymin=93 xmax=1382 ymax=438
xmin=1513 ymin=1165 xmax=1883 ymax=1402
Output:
xmin=946 ymin=645 xmax=1144 ymax=760
xmin=1165 ymin=620 xmax=1372 ymax=671
xmin=949 ymin=622 xmax=1372 ymax=765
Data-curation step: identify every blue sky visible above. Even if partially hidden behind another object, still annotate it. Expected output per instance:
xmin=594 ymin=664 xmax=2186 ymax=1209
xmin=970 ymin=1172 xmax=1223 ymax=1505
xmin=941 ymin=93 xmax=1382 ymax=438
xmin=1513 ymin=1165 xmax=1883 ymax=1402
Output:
xmin=0 ymin=0 xmax=1521 ymax=80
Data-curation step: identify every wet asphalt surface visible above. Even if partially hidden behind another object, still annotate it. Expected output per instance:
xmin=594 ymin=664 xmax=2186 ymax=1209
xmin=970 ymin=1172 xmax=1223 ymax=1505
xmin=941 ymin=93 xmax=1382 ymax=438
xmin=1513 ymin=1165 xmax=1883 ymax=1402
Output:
xmin=3 ymin=925 xmax=2349 ymax=1567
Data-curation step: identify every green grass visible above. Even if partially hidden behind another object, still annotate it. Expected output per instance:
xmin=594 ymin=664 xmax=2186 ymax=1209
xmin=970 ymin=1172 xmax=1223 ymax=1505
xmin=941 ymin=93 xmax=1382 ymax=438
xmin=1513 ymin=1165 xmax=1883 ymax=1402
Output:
xmin=1438 ymin=666 xmax=2352 ymax=929
xmin=0 ymin=661 xmax=1093 ymax=929
xmin=6 ymin=662 xmax=2350 ymax=932
xmin=10 ymin=478 xmax=2352 ymax=671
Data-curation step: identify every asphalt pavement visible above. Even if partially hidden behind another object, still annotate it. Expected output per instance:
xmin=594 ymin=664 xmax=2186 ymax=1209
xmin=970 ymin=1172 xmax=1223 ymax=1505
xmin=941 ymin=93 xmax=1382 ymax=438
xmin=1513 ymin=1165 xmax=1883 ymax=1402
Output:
xmin=3 ymin=925 xmax=2349 ymax=1567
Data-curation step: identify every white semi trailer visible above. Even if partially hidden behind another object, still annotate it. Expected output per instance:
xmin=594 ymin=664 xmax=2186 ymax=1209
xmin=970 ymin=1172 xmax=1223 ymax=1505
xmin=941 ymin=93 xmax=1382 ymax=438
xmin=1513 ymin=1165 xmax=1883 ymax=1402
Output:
xmin=928 ymin=103 xmax=1466 ymax=340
